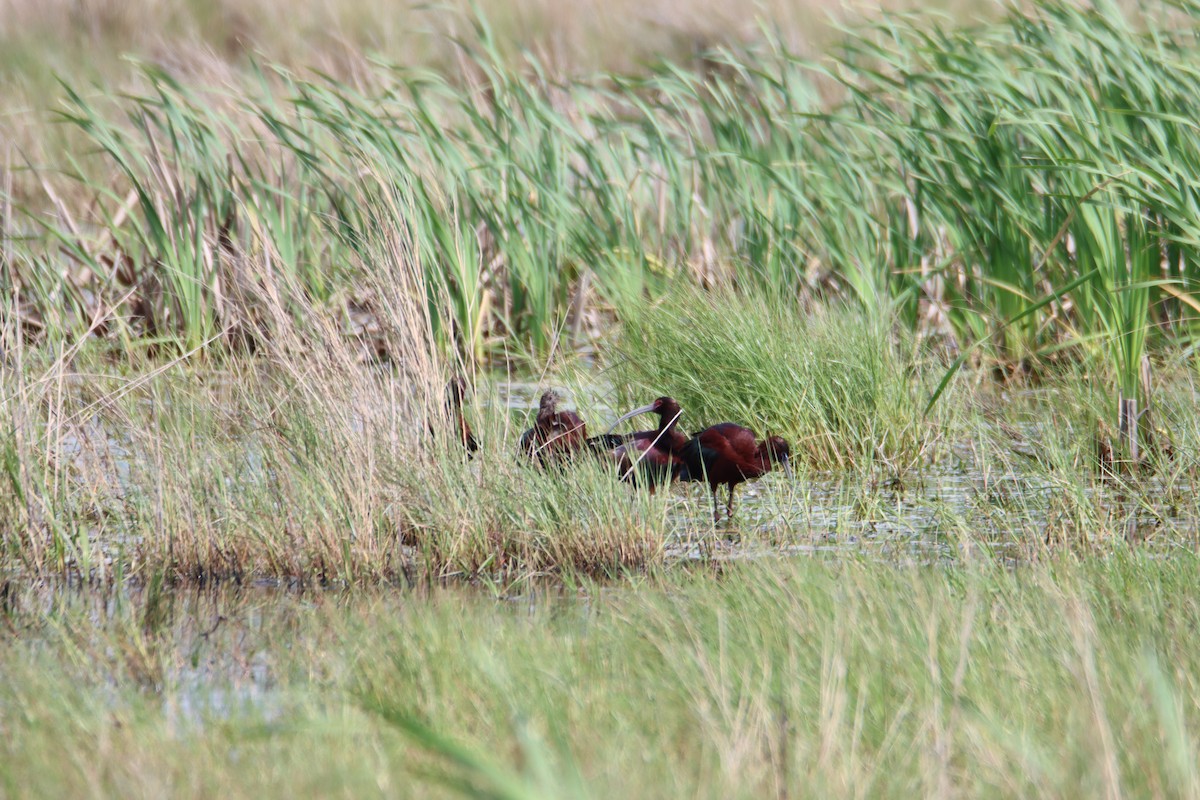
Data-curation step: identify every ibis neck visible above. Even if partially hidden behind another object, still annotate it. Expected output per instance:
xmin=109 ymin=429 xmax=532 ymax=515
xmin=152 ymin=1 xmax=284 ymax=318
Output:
xmin=757 ymin=445 xmax=770 ymax=464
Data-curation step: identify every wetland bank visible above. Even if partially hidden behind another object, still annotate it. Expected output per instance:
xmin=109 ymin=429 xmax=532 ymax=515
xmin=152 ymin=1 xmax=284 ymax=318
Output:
xmin=7 ymin=0 xmax=1200 ymax=794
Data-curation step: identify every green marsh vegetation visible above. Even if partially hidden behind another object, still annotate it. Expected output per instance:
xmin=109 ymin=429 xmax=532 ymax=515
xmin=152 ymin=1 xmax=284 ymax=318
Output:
xmin=6 ymin=0 xmax=1200 ymax=793
xmin=11 ymin=0 xmax=1200 ymax=579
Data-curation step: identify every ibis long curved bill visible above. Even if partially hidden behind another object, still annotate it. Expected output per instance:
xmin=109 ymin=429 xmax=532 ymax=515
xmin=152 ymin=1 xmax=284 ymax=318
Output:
xmin=604 ymin=403 xmax=660 ymax=435
xmin=781 ymin=454 xmax=794 ymax=482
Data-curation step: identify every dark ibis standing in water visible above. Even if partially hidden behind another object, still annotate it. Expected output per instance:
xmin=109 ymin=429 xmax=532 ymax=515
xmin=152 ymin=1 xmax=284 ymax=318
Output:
xmin=445 ymin=377 xmax=478 ymax=455
xmin=591 ymin=396 xmax=689 ymax=487
xmin=678 ymin=423 xmax=791 ymax=522
xmin=520 ymin=390 xmax=589 ymax=464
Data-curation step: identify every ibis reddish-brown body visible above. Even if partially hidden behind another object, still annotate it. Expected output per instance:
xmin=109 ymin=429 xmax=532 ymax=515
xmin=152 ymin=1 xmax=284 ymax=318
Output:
xmin=446 ymin=378 xmax=478 ymax=455
xmin=520 ymin=391 xmax=589 ymax=464
xmin=591 ymin=396 xmax=689 ymax=487
xmin=678 ymin=423 xmax=791 ymax=521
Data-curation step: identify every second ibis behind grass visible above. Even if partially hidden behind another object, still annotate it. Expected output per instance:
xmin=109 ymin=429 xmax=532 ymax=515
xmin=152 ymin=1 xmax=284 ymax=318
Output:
xmin=446 ymin=377 xmax=478 ymax=455
xmin=520 ymin=390 xmax=589 ymax=465
xmin=592 ymin=396 xmax=689 ymax=487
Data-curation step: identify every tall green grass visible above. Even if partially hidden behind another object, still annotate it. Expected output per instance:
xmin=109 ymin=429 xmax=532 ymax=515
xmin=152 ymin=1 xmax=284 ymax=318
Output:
xmin=9 ymin=0 xmax=1200 ymax=455
xmin=613 ymin=289 xmax=938 ymax=471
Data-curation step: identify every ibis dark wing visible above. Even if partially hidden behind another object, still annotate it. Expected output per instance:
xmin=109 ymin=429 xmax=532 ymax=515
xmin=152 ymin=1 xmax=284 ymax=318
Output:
xmin=678 ymin=423 xmax=761 ymax=482
xmin=586 ymin=433 xmax=630 ymax=453
xmin=677 ymin=429 xmax=722 ymax=482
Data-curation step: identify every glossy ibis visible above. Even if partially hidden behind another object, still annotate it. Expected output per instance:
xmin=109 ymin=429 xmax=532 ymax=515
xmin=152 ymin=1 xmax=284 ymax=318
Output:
xmin=445 ymin=377 xmax=478 ymax=455
xmin=591 ymin=396 xmax=690 ymax=486
xmin=678 ymin=423 xmax=792 ymax=521
xmin=520 ymin=390 xmax=589 ymax=464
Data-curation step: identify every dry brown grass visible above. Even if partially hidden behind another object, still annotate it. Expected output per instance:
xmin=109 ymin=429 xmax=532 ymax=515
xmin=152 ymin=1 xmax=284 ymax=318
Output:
xmin=0 ymin=0 xmax=859 ymax=77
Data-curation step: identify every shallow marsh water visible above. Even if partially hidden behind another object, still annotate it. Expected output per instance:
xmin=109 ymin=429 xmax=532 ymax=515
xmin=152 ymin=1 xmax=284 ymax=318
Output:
xmin=27 ymin=377 xmax=1200 ymax=577
xmin=1 ymin=574 xmax=596 ymax=734
xmin=5 ymin=463 xmax=1194 ymax=731
xmin=9 ymin=378 xmax=1198 ymax=704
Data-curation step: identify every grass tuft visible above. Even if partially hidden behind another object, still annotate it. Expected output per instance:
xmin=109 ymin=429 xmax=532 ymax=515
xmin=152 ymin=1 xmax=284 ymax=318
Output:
xmin=614 ymin=289 xmax=940 ymax=472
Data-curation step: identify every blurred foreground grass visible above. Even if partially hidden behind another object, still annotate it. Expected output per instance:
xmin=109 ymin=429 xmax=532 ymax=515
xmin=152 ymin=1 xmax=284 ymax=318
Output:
xmin=4 ymin=554 xmax=1200 ymax=797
